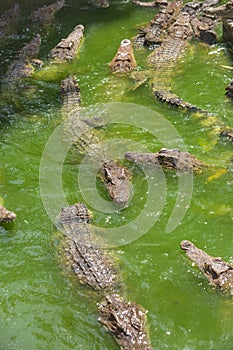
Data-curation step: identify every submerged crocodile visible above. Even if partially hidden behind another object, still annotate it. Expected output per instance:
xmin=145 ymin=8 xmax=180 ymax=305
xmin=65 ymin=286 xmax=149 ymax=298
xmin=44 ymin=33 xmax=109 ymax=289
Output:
xmin=125 ymin=148 xmax=205 ymax=172
xmin=220 ymin=127 xmax=233 ymax=143
xmin=61 ymin=75 xmax=132 ymax=207
xmin=180 ymin=240 xmax=233 ymax=295
xmin=58 ymin=202 xmax=152 ymax=349
xmin=30 ymin=0 xmax=65 ymax=26
xmin=0 ymin=204 xmax=16 ymax=223
xmin=4 ymin=34 xmax=41 ymax=82
xmin=89 ymin=0 xmax=110 ymax=7
xmin=0 ymin=3 xmax=20 ymax=40
xmin=49 ymin=24 xmax=84 ymax=62
xmin=205 ymin=0 xmax=233 ymax=96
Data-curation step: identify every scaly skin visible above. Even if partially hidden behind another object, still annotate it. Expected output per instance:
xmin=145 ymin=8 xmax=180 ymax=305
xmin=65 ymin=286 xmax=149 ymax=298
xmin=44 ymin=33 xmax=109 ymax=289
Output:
xmin=49 ymin=24 xmax=84 ymax=62
xmin=132 ymin=0 xmax=221 ymax=109
xmin=61 ymin=75 xmax=132 ymax=207
xmin=98 ymin=293 xmax=152 ymax=350
xmin=5 ymin=34 xmax=41 ymax=82
xmin=125 ymin=148 xmax=205 ymax=172
xmin=110 ymin=39 xmax=137 ymax=73
xmin=132 ymin=0 xmax=167 ymax=7
xmin=220 ymin=127 xmax=233 ymax=143
xmin=181 ymin=240 xmax=233 ymax=295
xmin=204 ymin=0 xmax=233 ymax=18
xmin=134 ymin=0 xmax=183 ymax=46
xmin=147 ymin=11 xmax=202 ymax=110
xmin=0 ymin=3 xmax=20 ymax=40
xmin=58 ymin=202 xmax=152 ymax=349
xmin=59 ymin=203 xmax=117 ymax=290
xmin=89 ymin=0 xmax=110 ymax=8
xmin=30 ymin=0 xmax=65 ymax=25
xmin=0 ymin=204 xmax=16 ymax=223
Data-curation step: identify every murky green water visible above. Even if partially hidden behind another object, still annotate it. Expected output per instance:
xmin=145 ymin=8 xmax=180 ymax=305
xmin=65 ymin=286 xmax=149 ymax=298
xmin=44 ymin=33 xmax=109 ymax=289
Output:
xmin=0 ymin=1 xmax=233 ymax=349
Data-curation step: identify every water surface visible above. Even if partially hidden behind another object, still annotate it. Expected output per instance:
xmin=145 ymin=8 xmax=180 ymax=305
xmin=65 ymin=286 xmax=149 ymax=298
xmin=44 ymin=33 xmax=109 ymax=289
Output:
xmin=0 ymin=1 xmax=233 ymax=349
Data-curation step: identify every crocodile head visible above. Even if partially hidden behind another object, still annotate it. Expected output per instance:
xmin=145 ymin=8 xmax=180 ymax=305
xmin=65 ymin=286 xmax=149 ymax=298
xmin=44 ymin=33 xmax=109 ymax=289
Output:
xmin=181 ymin=240 xmax=233 ymax=293
xmin=99 ymin=160 xmax=132 ymax=208
xmin=110 ymin=39 xmax=137 ymax=73
xmin=91 ymin=0 xmax=110 ymax=8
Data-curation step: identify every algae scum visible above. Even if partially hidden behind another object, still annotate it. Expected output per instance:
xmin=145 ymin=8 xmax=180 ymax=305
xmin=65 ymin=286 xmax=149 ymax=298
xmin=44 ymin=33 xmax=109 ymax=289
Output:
xmin=0 ymin=0 xmax=233 ymax=349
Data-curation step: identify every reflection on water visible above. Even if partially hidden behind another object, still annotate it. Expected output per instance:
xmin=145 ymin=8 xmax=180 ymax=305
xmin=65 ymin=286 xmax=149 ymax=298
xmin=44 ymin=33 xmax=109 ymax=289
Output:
xmin=0 ymin=0 xmax=233 ymax=349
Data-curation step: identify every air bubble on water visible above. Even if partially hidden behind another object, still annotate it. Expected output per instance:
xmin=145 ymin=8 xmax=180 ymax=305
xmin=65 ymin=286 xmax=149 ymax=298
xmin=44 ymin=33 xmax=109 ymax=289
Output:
xmin=105 ymin=215 xmax=111 ymax=223
xmin=116 ymin=250 xmax=124 ymax=255
xmin=141 ymin=259 xmax=148 ymax=264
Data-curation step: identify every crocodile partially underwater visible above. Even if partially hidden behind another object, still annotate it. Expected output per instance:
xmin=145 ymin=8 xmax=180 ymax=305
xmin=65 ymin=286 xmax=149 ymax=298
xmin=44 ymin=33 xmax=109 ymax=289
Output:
xmin=0 ymin=204 xmax=16 ymax=223
xmin=125 ymin=148 xmax=205 ymax=172
xmin=98 ymin=293 xmax=152 ymax=350
xmin=180 ymin=240 xmax=233 ymax=295
xmin=30 ymin=0 xmax=65 ymax=26
xmin=4 ymin=34 xmax=41 ymax=83
xmin=204 ymin=0 xmax=233 ymax=96
xmin=59 ymin=202 xmax=117 ymax=290
xmin=220 ymin=127 xmax=233 ymax=143
xmin=61 ymin=75 xmax=132 ymax=207
xmin=0 ymin=3 xmax=20 ymax=41
xmin=58 ymin=202 xmax=152 ymax=349
xmin=49 ymin=24 xmax=84 ymax=62
xmin=110 ymin=39 xmax=137 ymax=73
xmin=132 ymin=0 xmax=221 ymax=110
xmin=89 ymin=0 xmax=110 ymax=7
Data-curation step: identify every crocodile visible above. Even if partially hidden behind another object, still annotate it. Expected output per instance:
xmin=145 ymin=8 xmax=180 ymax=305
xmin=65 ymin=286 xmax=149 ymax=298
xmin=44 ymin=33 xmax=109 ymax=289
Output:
xmin=110 ymin=39 xmax=137 ymax=73
xmin=125 ymin=148 xmax=205 ymax=172
xmin=204 ymin=0 xmax=233 ymax=46
xmin=58 ymin=202 xmax=117 ymax=290
xmin=146 ymin=7 xmax=218 ymax=110
xmin=4 ymin=34 xmax=41 ymax=82
xmin=180 ymin=240 xmax=233 ymax=295
xmin=49 ymin=24 xmax=84 ymax=62
xmin=30 ymin=0 xmax=65 ymax=26
xmin=98 ymin=293 xmax=152 ymax=350
xmin=0 ymin=3 xmax=20 ymax=41
xmin=132 ymin=0 xmax=168 ymax=7
xmin=58 ymin=202 xmax=152 ymax=349
xmin=133 ymin=0 xmax=183 ymax=47
xmin=220 ymin=127 xmax=233 ymax=142
xmin=0 ymin=204 xmax=16 ymax=223
xmin=61 ymin=75 xmax=132 ymax=207
xmin=131 ymin=0 xmax=221 ymax=109
xmin=89 ymin=0 xmax=110 ymax=7
xmin=204 ymin=0 xmax=233 ymax=18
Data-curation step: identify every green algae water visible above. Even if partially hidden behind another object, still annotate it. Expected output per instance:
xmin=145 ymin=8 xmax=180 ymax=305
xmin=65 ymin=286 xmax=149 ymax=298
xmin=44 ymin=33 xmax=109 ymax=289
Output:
xmin=0 ymin=1 xmax=233 ymax=349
